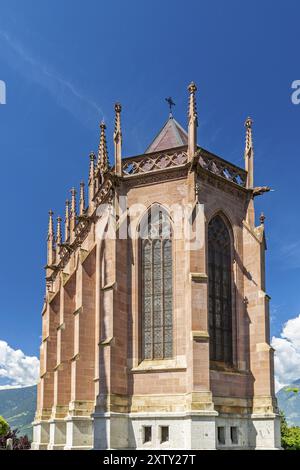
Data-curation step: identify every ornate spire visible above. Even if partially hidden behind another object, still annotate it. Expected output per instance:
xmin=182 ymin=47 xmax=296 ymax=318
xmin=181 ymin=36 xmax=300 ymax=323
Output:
xmin=98 ymin=120 xmax=108 ymax=173
xmin=89 ymin=151 xmax=95 ymax=182
xmin=244 ymin=117 xmax=254 ymax=188
xmin=88 ymin=151 xmax=95 ymax=210
xmin=70 ymin=187 xmax=77 ymax=241
xmin=245 ymin=117 xmax=253 ymax=152
xmin=64 ymin=199 xmax=70 ymax=242
xmin=114 ymin=103 xmax=122 ymax=175
xmin=71 ymin=187 xmax=77 ymax=217
xmin=47 ymin=210 xmax=55 ymax=265
xmin=79 ymin=181 xmax=85 ymax=216
xmin=56 ymin=216 xmax=62 ymax=247
xmin=187 ymin=81 xmax=198 ymax=160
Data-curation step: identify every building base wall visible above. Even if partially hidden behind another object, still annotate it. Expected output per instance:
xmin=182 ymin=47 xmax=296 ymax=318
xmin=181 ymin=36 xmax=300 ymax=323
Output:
xmin=249 ymin=414 xmax=281 ymax=450
xmin=64 ymin=416 xmax=93 ymax=450
xmin=93 ymin=412 xmax=129 ymax=449
xmin=31 ymin=420 xmax=50 ymax=450
xmin=32 ymin=412 xmax=281 ymax=450
xmin=93 ymin=412 xmax=281 ymax=450
xmin=93 ymin=411 xmax=218 ymax=450
xmin=47 ymin=419 xmax=66 ymax=450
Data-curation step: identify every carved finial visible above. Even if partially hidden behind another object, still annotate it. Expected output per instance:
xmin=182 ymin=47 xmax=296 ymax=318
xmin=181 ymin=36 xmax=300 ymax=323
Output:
xmin=64 ymin=199 xmax=70 ymax=242
xmin=48 ymin=210 xmax=54 ymax=238
xmin=70 ymin=188 xmax=77 ymax=241
xmin=79 ymin=181 xmax=85 ymax=216
xmin=260 ymin=212 xmax=266 ymax=225
xmin=188 ymin=82 xmax=198 ymax=119
xmin=114 ymin=103 xmax=122 ymax=176
xmin=245 ymin=117 xmax=253 ymax=152
xmin=56 ymin=216 xmax=62 ymax=247
xmin=88 ymin=151 xmax=96 ymax=211
xmin=89 ymin=151 xmax=95 ymax=182
xmin=47 ymin=210 xmax=55 ymax=265
xmin=71 ymin=187 xmax=77 ymax=216
xmin=244 ymin=117 xmax=254 ymax=188
xmin=98 ymin=121 xmax=108 ymax=173
xmin=187 ymin=81 xmax=198 ymax=160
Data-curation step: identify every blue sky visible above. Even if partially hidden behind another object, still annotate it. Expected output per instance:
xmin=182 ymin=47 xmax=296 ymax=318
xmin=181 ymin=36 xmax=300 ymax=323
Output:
xmin=0 ymin=0 xmax=299 ymax=366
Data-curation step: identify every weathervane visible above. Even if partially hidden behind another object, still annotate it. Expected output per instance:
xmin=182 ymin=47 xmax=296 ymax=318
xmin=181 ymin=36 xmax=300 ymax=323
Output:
xmin=165 ymin=96 xmax=175 ymax=116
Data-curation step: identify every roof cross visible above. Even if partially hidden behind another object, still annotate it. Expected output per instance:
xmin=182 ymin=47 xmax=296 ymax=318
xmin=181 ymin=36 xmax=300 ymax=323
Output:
xmin=165 ymin=96 xmax=175 ymax=116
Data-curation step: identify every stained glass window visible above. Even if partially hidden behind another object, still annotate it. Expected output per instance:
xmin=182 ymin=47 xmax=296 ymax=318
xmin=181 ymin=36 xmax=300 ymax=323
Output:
xmin=141 ymin=207 xmax=173 ymax=360
xmin=208 ymin=215 xmax=233 ymax=364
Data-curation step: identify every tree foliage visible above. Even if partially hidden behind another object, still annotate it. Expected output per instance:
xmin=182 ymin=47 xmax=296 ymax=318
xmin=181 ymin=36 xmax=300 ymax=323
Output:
xmin=285 ymin=387 xmax=300 ymax=394
xmin=0 ymin=416 xmax=9 ymax=437
xmin=281 ymin=412 xmax=300 ymax=450
xmin=0 ymin=427 xmax=31 ymax=450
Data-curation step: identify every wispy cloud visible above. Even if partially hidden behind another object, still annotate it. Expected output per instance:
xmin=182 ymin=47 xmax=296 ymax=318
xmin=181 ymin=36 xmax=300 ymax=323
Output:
xmin=272 ymin=314 xmax=300 ymax=391
xmin=0 ymin=29 xmax=103 ymax=127
xmin=280 ymin=240 xmax=300 ymax=269
xmin=270 ymin=303 xmax=284 ymax=327
xmin=0 ymin=340 xmax=39 ymax=390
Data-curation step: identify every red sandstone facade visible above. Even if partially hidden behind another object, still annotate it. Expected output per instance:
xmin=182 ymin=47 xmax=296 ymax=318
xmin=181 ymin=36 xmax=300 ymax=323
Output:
xmin=32 ymin=83 xmax=280 ymax=450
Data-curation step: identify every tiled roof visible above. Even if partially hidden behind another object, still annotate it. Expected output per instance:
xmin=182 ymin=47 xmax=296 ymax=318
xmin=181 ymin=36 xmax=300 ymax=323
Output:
xmin=145 ymin=115 xmax=188 ymax=153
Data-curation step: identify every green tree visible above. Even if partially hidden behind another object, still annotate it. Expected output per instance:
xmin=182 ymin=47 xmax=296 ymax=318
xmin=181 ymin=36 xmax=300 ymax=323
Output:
xmin=285 ymin=387 xmax=300 ymax=394
xmin=0 ymin=416 xmax=9 ymax=436
xmin=281 ymin=412 xmax=300 ymax=450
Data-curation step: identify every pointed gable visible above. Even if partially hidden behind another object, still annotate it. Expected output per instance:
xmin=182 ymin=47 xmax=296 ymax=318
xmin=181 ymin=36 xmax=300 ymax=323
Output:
xmin=145 ymin=116 xmax=188 ymax=153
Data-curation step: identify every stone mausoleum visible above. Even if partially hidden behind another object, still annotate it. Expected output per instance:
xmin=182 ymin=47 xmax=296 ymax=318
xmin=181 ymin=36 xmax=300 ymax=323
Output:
xmin=32 ymin=83 xmax=280 ymax=450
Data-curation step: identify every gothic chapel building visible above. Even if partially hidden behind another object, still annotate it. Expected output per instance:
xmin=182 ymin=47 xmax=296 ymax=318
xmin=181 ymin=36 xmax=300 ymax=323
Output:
xmin=32 ymin=83 xmax=280 ymax=450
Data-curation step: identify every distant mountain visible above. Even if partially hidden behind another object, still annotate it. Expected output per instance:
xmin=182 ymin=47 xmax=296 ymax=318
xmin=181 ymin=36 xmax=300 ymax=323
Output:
xmin=277 ymin=379 xmax=300 ymax=427
xmin=0 ymin=385 xmax=37 ymax=440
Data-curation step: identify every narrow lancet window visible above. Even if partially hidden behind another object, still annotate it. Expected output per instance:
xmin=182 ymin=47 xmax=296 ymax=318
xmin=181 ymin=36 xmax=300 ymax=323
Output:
xmin=141 ymin=207 xmax=173 ymax=360
xmin=208 ymin=215 xmax=233 ymax=364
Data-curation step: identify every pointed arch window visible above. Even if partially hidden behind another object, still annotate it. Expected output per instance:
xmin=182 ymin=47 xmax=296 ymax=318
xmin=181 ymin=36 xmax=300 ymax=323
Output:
xmin=208 ymin=215 xmax=233 ymax=364
xmin=140 ymin=207 xmax=173 ymax=360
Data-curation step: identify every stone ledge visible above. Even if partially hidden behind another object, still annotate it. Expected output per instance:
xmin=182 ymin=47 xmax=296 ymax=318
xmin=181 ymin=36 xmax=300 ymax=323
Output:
xmin=101 ymin=281 xmax=116 ymax=291
xmin=64 ymin=416 xmax=93 ymax=422
xmin=73 ymin=306 xmax=82 ymax=316
xmin=251 ymin=413 xmax=278 ymax=419
xmin=71 ymin=353 xmax=80 ymax=361
xmin=40 ymin=371 xmax=51 ymax=379
xmin=48 ymin=290 xmax=59 ymax=303
xmin=61 ymin=271 xmax=71 ymax=286
xmin=192 ymin=330 xmax=209 ymax=341
xmin=93 ymin=410 xmax=219 ymax=418
xmin=256 ymin=342 xmax=273 ymax=352
xmin=190 ymin=272 xmax=208 ymax=282
xmin=131 ymin=358 xmax=186 ymax=373
xmin=129 ymin=410 xmax=218 ymax=418
xmin=34 ymin=411 xmax=52 ymax=421
xmin=210 ymin=361 xmax=248 ymax=375
xmin=79 ymin=248 xmax=89 ymax=264
xmin=99 ymin=336 xmax=114 ymax=346
xmin=129 ymin=392 xmax=216 ymax=414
